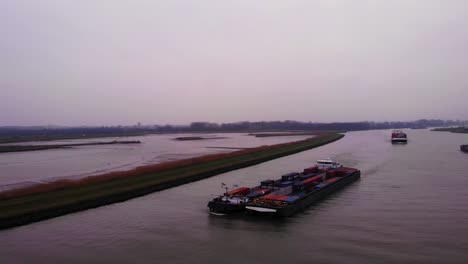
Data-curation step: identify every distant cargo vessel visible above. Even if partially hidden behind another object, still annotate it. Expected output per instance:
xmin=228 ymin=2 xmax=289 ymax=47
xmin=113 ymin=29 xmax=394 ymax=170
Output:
xmin=391 ymin=130 xmax=407 ymax=144
xmin=461 ymin=145 xmax=468 ymax=153
xmin=207 ymin=159 xmax=360 ymax=216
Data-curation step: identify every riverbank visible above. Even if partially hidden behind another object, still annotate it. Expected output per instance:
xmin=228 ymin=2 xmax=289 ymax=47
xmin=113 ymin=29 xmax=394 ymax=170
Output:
xmin=0 ymin=140 xmax=141 ymax=153
xmin=432 ymin=127 xmax=468 ymax=133
xmin=0 ymin=133 xmax=344 ymax=229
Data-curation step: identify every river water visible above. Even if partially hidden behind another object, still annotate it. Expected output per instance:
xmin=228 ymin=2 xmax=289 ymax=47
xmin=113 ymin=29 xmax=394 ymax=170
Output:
xmin=1 ymin=129 xmax=467 ymax=263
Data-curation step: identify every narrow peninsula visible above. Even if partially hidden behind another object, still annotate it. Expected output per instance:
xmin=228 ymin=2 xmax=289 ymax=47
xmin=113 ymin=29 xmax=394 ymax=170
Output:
xmin=432 ymin=127 xmax=468 ymax=134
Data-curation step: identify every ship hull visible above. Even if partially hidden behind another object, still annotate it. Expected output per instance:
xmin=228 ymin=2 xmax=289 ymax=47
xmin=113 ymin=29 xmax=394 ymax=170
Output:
xmin=207 ymin=201 xmax=245 ymax=214
xmin=391 ymin=138 xmax=407 ymax=144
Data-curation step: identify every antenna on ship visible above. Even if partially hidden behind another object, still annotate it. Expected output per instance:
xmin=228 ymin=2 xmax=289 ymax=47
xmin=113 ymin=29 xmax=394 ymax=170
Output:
xmin=221 ymin=182 xmax=228 ymax=195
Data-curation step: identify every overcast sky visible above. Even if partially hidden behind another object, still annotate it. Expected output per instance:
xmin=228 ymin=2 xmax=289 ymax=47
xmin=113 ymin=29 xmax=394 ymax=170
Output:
xmin=1 ymin=0 xmax=467 ymax=126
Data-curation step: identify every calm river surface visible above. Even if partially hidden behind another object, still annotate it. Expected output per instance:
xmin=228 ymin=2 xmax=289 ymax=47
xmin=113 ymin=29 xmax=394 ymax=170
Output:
xmin=1 ymin=129 xmax=467 ymax=263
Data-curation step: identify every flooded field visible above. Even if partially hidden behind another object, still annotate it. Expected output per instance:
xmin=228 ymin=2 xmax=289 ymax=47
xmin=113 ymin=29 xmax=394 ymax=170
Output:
xmin=0 ymin=133 xmax=311 ymax=189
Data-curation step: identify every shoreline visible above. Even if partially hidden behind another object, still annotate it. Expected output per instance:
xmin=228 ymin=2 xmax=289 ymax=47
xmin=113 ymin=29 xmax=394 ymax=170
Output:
xmin=0 ymin=133 xmax=344 ymax=230
xmin=431 ymin=127 xmax=468 ymax=134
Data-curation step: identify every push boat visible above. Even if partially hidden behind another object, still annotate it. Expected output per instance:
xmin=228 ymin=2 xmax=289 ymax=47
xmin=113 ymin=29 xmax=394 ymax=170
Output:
xmin=207 ymin=185 xmax=267 ymax=215
xmin=391 ymin=130 xmax=407 ymax=144
xmin=207 ymin=159 xmax=360 ymax=216
xmin=461 ymin=145 xmax=468 ymax=153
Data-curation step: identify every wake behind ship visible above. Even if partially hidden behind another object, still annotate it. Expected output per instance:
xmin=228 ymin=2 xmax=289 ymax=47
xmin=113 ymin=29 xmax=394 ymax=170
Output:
xmin=208 ymin=159 xmax=360 ymax=216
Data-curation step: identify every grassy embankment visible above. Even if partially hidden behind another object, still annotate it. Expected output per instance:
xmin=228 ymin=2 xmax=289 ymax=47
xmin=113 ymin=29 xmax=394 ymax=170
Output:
xmin=0 ymin=141 xmax=141 ymax=153
xmin=0 ymin=133 xmax=344 ymax=229
xmin=432 ymin=127 xmax=468 ymax=134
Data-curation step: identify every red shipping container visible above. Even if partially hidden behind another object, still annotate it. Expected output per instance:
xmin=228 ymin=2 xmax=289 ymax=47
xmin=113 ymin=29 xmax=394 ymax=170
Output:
xmin=334 ymin=169 xmax=346 ymax=177
xmin=303 ymin=166 xmax=318 ymax=174
xmin=302 ymin=174 xmax=325 ymax=185
xmin=263 ymin=194 xmax=288 ymax=201
xmin=227 ymin=187 xmax=250 ymax=196
xmin=334 ymin=167 xmax=357 ymax=176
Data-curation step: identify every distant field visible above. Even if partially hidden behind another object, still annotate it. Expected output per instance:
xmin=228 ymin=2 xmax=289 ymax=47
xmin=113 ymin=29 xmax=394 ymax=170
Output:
xmin=0 ymin=133 xmax=344 ymax=229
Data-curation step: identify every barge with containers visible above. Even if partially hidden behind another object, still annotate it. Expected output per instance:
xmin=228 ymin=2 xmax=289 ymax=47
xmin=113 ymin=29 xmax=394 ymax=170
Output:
xmin=208 ymin=159 xmax=360 ymax=216
xmin=391 ymin=130 xmax=407 ymax=144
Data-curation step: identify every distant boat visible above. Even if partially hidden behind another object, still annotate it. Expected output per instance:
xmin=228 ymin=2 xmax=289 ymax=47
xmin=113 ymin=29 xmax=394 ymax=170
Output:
xmin=461 ymin=145 xmax=468 ymax=153
xmin=391 ymin=130 xmax=407 ymax=144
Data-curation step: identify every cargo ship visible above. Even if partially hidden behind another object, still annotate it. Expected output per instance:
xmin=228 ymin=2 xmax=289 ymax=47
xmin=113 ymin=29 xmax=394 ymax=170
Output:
xmin=391 ymin=130 xmax=407 ymax=144
xmin=208 ymin=159 xmax=360 ymax=216
xmin=461 ymin=145 xmax=468 ymax=153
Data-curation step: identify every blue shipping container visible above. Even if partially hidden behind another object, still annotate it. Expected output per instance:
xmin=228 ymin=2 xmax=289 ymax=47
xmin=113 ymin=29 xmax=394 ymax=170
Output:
xmin=280 ymin=181 xmax=293 ymax=187
xmin=247 ymin=192 xmax=262 ymax=198
xmin=261 ymin=180 xmax=274 ymax=186
xmin=281 ymin=172 xmax=299 ymax=181
xmin=315 ymin=183 xmax=329 ymax=188
xmin=286 ymin=196 xmax=300 ymax=203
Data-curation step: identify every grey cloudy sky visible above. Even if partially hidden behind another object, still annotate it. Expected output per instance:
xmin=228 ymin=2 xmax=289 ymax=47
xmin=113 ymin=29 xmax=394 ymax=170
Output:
xmin=1 ymin=0 xmax=467 ymax=126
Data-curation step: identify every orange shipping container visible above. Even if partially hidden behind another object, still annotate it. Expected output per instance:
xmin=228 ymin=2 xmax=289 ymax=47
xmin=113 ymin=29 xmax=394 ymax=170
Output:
xmin=326 ymin=178 xmax=339 ymax=183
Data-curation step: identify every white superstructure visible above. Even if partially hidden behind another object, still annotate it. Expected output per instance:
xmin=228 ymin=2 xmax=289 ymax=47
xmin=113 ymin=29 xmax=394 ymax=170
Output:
xmin=316 ymin=159 xmax=343 ymax=170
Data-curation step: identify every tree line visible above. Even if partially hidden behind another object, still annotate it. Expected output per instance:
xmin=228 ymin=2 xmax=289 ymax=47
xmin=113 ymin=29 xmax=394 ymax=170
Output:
xmin=0 ymin=119 xmax=465 ymax=138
